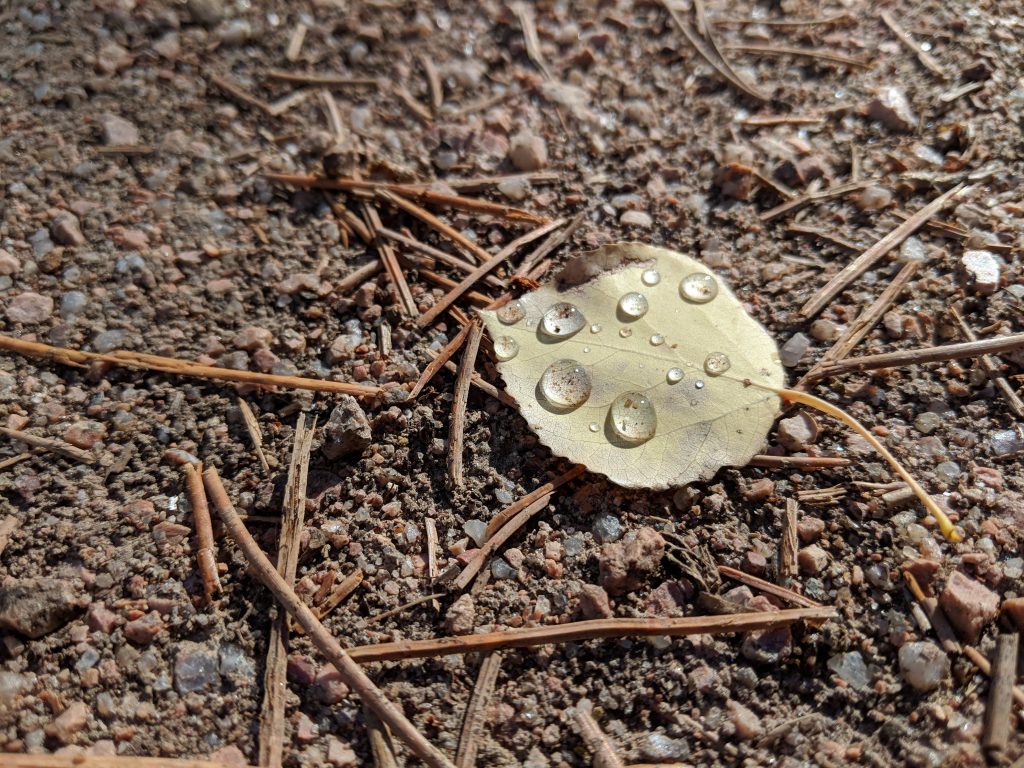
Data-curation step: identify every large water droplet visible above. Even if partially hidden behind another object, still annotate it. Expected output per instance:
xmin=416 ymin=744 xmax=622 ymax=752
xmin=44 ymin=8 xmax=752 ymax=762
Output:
xmin=493 ymin=336 xmax=519 ymax=361
xmin=666 ymin=367 xmax=684 ymax=384
xmin=609 ymin=392 xmax=657 ymax=444
xmin=618 ymin=292 xmax=649 ymax=319
xmin=541 ymin=302 xmax=585 ymax=338
xmin=680 ymin=273 xmax=718 ymax=303
xmin=539 ymin=359 xmax=592 ymax=409
xmin=650 ymin=334 xmax=664 ymax=346
xmin=590 ymin=323 xmax=602 ymax=334
xmin=642 ymin=268 xmax=661 ymax=286
xmin=496 ymin=300 xmax=525 ymax=324
xmin=704 ymin=352 xmax=730 ymax=376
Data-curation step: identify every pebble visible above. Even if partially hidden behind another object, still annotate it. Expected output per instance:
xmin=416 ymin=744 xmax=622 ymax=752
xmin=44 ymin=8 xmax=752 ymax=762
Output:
xmin=960 ymin=250 xmax=1000 ymax=295
xmin=0 ymin=577 xmax=86 ymax=638
xmin=809 ymin=318 xmax=840 ymax=342
xmin=914 ymin=412 xmax=941 ymax=435
xmin=598 ymin=527 xmax=665 ymax=596
xmin=578 ymin=584 xmax=613 ymax=619
xmin=321 ymin=397 xmax=371 ymax=459
xmin=491 ymin=558 xmax=517 ymax=580
xmin=640 ymin=733 xmax=689 ymax=760
xmin=990 ymin=429 xmax=1024 ymax=457
xmin=854 ymin=185 xmax=892 ymax=211
xmin=779 ymin=333 xmax=810 ymax=367
xmin=898 ymin=641 xmax=949 ymax=692
xmin=44 ymin=701 xmax=89 ymax=744
xmin=186 ymin=0 xmax=225 ymax=26
xmin=327 ymin=738 xmax=358 ymax=767
xmin=86 ymin=604 xmax=120 ymax=634
xmin=315 ymin=664 xmax=349 ymax=704
xmin=1002 ymin=597 xmax=1024 ymax=630
xmin=508 ymin=131 xmax=548 ymax=171
xmin=727 ymin=700 xmax=764 ymax=740
xmin=867 ymin=87 xmax=917 ymax=131
xmin=741 ymin=551 xmax=767 ymax=575
xmin=743 ymin=478 xmax=774 ymax=502
xmin=6 ymin=292 xmax=54 ymax=324
xmin=444 ymin=594 xmax=475 ymax=635
xmin=797 ymin=545 xmax=829 ymax=575
xmin=742 ymin=625 xmax=792 ymax=664
xmin=96 ymin=41 xmax=131 ymax=74
xmin=97 ymin=113 xmax=140 ymax=146
xmin=232 ymin=326 xmax=272 ymax=351
xmin=0 ymin=248 xmax=19 ymax=275
xmin=124 ymin=611 xmax=163 ymax=645
xmin=899 ymin=236 xmax=928 ymax=262
xmin=174 ymin=644 xmax=220 ymax=692
xmin=497 ymin=177 xmax=531 ymax=201
xmin=64 ymin=420 xmax=106 ymax=449
xmin=777 ymin=413 xmax=817 ymax=450
xmin=0 ymin=671 xmax=31 ymax=707
xmin=51 ymin=212 xmax=85 ymax=246
xmin=591 ymin=513 xmax=623 ymax=543
xmin=620 ymin=210 xmax=653 ymax=227
xmin=827 ymin=651 xmax=870 ymax=690
xmin=93 ymin=329 xmax=128 ymax=352
xmin=462 ymin=520 xmax=487 ymax=548
xmin=60 ymin=291 xmax=88 ymax=321
xmin=216 ymin=19 xmax=252 ymax=46
xmin=797 ymin=517 xmax=825 ymax=544
xmin=939 ymin=571 xmax=999 ymax=643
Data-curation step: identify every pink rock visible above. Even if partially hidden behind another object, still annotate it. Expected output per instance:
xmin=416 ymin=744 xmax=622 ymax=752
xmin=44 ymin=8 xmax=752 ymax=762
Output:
xmin=578 ymin=584 xmax=613 ymax=619
xmin=287 ymin=654 xmax=317 ymax=686
xmin=51 ymin=212 xmax=85 ymax=246
xmin=86 ymin=604 xmax=121 ymax=634
xmin=97 ymin=113 xmax=139 ymax=146
xmin=327 ymin=737 xmax=358 ymax=767
xmin=645 ymin=580 xmax=689 ymax=617
xmin=232 ymin=326 xmax=272 ymax=351
xmin=797 ymin=545 xmax=829 ymax=575
xmin=315 ymin=664 xmax=349 ymax=704
xmin=6 ymin=292 xmax=54 ymax=324
xmin=598 ymin=527 xmax=665 ymax=596
xmin=124 ymin=611 xmax=163 ymax=645
xmin=45 ymin=701 xmax=89 ymax=744
xmin=295 ymin=713 xmax=318 ymax=743
xmin=727 ymin=700 xmax=764 ymax=740
xmin=63 ymin=421 xmax=106 ymax=449
xmin=152 ymin=520 xmax=191 ymax=544
xmin=797 ymin=517 xmax=825 ymax=544
xmin=939 ymin=571 xmax=999 ymax=643
xmin=445 ymin=594 xmax=475 ymax=635
xmin=0 ymin=248 xmax=20 ymax=275
xmin=208 ymin=746 xmax=248 ymax=766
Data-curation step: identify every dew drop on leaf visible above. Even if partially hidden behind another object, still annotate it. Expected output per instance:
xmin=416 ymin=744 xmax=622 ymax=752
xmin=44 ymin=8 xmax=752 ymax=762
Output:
xmin=493 ymin=335 xmax=520 ymax=361
xmin=618 ymin=292 xmax=649 ymax=319
xmin=539 ymin=359 xmax=592 ymax=409
xmin=641 ymin=268 xmax=661 ymax=286
xmin=666 ymin=367 xmax=684 ymax=383
xmin=497 ymin=300 xmax=525 ymax=325
xmin=680 ymin=273 xmax=718 ymax=304
xmin=703 ymin=352 xmax=730 ymax=376
xmin=609 ymin=392 xmax=657 ymax=444
xmin=588 ymin=422 xmax=600 ymax=432
xmin=590 ymin=323 xmax=602 ymax=334
xmin=619 ymin=327 xmax=632 ymax=338
xmin=694 ymin=380 xmax=705 ymax=389
xmin=541 ymin=302 xmax=586 ymax=338
xmin=650 ymin=334 xmax=664 ymax=346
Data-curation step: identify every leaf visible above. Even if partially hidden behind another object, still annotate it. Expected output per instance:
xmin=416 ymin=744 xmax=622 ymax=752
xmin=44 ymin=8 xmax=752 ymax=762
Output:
xmin=479 ymin=243 xmax=784 ymax=490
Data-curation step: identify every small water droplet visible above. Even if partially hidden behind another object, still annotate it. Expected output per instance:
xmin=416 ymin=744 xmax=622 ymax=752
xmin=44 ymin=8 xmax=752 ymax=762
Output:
xmin=582 ymin=346 xmax=591 ymax=353
xmin=493 ymin=336 xmax=520 ymax=361
xmin=694 ymin=380 xmax=705 ymax=389
xmin=666 ymin=367 xmax=684 ymax=383
xmin=590 ymin=323 xmax=602 ymax=334
xmin=496 ymin=300 xmax=525 ymax=325
xmin=680 ymin=273 xmax=718 ymax=303
xmin=650 ymin=334 xmax=664 ymax=346
xmin=541 ymin=302 xmax=586 ymax=338
xmin=641 ymin=268 xmax=661 ymax=286
xmin=703 ymin=352 xmax=731 ymax=376
xmin=618 ymin=292 xmax=649 ymax=319
xmin=609 ymin=392 xmax=657 ymax=444
xmin=690 ymin=399 xmax=698 ymax=406
xmin=588 ymin=422 xmax=600 ymax=433
xmin=539 ymin=359 xmax=592 ymax=409
xmin=619 ymin=327 xmax=632 ymax=338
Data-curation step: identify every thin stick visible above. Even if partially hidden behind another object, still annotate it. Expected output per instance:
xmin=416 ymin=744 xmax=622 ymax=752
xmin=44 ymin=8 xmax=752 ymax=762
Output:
xmin=436 ymin=353 xmax=518 ymax=408
xmin=775 ymin=388 xmax=959 ymax=541
xmin=747 ymin=454 xmax=851 ymax=469
xmin=880 ymin=11 xmax=946 ymax=78
xmin=964 ymin=645 xmax=1024 ymax=709
xmin=418 ymin=218 xmax=565 ymax=328
xmin=365 ymin=704 xmax=399 ymax=768
xmin=950 ymin=307 xmax=1024 ymax=420
xmin=785 ymin=223 xmax=865 ymax=252
xmin=442 ymin=171 xmax=560 ymax=193
xmin=724 ymin=44 xmax=870 ymax=69
xmin=264 ymin=69 xmax=379 ymax=87
xmin=362 ymin=202 xmax=419 ymax=317
xmin=455 ymin=653 xmax=503 ymax=768
xmin=184 ymin=464 xmax=221 ymax=602
xmin=660 ymin=0 xmax=769 ymax=102
xmin=455 ymin=495 xmax=550 ymax=591
xmin=425 ymin=518 xmax=440 ymax=581
xmin=0 ymin=450 xmax=39 ymax=470
xmin=0 ymin=757 xmax=257 ymax=768
xmin=0 ymin=334 xmax=381 ymax=397
xmin=0 ymin=426 xmax=93 ymax=464
xmin=345 ymin=606 xmax=835 ymax=663
xmin=710 ymin=13 xmax=853 ymax=27
xmin=410 ymin=322 xmax=472 ymax=399
xmin=376 ymin=226 xmax=497 ymax=282
xmin=378 ymin=190 xmax=492 ymax=265
xmin=396 ymin=85 xmax=433 ymax=123
xmin=485 ymin=464 xmax=587 ymax=539
xmin=336 ymin=259 xmax=383 ymax=293
xmin=718 ymin=564 xmax=819 ymax=608
xmin=320 ymin=90 xmax=346 ymax=144
xmin=800 ymin=184 xmax=968 ymax=318
xmin=365 ymin=593 xmax=446 ymax=625
xmin=284 ymin=22 xmax=307 ymax=62
xmin=810 ymin=332 xmax=1024 ymax=380
xmin=514 ymin=210 xmax=585 ymax=278
xmin=0 ymin=515 xmax=19 ymax=557
xmin=780 ymin=499 xmax=799 ymax=580
xmin=760 ymin=180 xmax=872 ymax=223
xmin=419 ymin=54 xmax=443 ymax=111
xmin=983 ymin=633 xmax=1019 ymax=753
xmin=420 ymin=270 xmax=495 ymax=308
xmin=209 ymin=74 xmax=271 ymax=114
xmin=514 ymin=2 xmax=553 ymax=80
xmin=202 ymin=467 xmax=455 ymax=768
xmin=740 ymin=115 xmax=826 ymax=127
xmin=265 ymin=89 xmax=311 ymax=118
xmin=259 ymin=415 xmax=316 ymax=768
xmin=574 ymin=705 xmax=626 ymax=768
xmin=237 ymin=398 xmax=270 ymax=474
xmin=448 ymin=321 xmax=483 ymax=487
xmin=294 ymin=568 xmax=364 ymax=634
xmin=327 ymin=197 xmax=373 ymax=245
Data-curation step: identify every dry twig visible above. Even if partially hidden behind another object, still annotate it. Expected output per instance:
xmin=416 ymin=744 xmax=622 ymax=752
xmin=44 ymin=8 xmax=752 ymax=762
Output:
xmin=724 ymin=44 xmax=870 ymax=68
xmin=573 ymin=703 xmax=626 ymax=768
xmin=718 ymin=565 xmax=821 ymax=609
xmin=183 ymin=464 xmax=221 ymax=602
xmin=982 ymin=633 xmax=1019 ymax=754
xmin=879 ymin=11 xmax=946 ymax=78
xmin=780 ymin=498 xmax=799 ymax=580
xmin=410 ymin=321 xmax=473 ymax=399
xmin=747 ymin=455 xmax=850 ymax=469
xmin=513 ymin=2 xmax=553 ymax=80
xmin=485 ymin=464 xmax=587 ymax=538
xmin=0 ymin=426 xmax=93 ymax=464
xmin=362 ymin=202 xmax=419 ymax=317
xmin=455 ymin=653 xmax=503 ymax=768
xmin=237 ymin=398 xmax=270 ymax=474
xmin=760 ymin=180 xmax=871 ymax=223
xmin=950 ymin=307 xmax=1024 ymax=419
xmin=264 ymin=69 xmax=379 ymax=87
xmin=448 ymin=320 xmax=483 ymax=487
xmin=513 ymin=210 xmax=585 ymax=278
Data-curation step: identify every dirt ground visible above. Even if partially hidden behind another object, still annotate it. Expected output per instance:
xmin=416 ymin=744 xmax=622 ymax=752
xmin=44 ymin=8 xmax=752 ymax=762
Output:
xmin=1 ymin=0 xmax=1023 ymax=765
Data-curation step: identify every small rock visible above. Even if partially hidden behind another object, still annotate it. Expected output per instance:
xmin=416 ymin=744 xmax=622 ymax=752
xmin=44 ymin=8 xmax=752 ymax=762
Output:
xmin=990 ymin=429 xmax=1024 ymax=457
xmin=286 ymin=654 xmax=317 ymax=686
xmin=727 ymin=700 xmax=764 ymax=740
xmin=798 ymin=545 xmax=829 ymax=575
xmin=779 ymin=333 xmax=810 ymax=367
xmin=598 ymin=527 xmax=665 ymax=596
xmin=51 ymin=212 xmax=85 ymax=246
xmin=960 ymin=250 xmax=1000 ymax=295
xmin=809 ymin=318 xmax=840 ymax=342
xmin=914 ymin=412 xmax=941 ymax=435
xmin=97 ymin=114 xmax=140 ymax=146
xmin=462 ymin=519 xmax=487 ymax=548
xmin=232 ymin=326 xmax=272 ymax=351
xmin=827 ymin=651 xmax=870 ymax=690
xmin=868 ymin=87 xmax=917 ymax=131
xmin=777 ymin=413 xmax=817 ymax=450
xmin=899 ymin=641 xmax=949 ymax=692
xmin=742 ymin=551 xmax=767 ymax=575
xmin=591 ymin=513 xmax=623 ymax=543
xmin=86 ymin=604 xmax=120 ymax=635
xmin=216 ymin=19 xmax=252 ymax=46
xmin=742 ymin=625 xmax=792 ymax=664
xmin=742 ymin=478 xmax=774 ymax=502
xmin=315 ymin=664 xmax=349 ymax=704
xmin=0 ymin=577 xmax=86 ymax=638
xmin=939 ymin=571 xmax=999 ymax=643
xmin=174 ymin=643 xmax=220 ymax=692
xmin=208 ymin=746 xmax=248 ymax=766
xmin=578 ymin=584 xmax=613 ymax=619
xmin=497 ymin=177 xmax=531 ymax=201
xmin=96 ymin=41 xmax=132 ymax=74
xmin=296 ymin=713 xmax=318 ymax=743
xmin=321 ymin=396 xmax=371 ymax=459
xmin=620 ymin=210 xmax=653 ymax=227
xmin=6 ymin=292 xmax=54 ymax=324
xmin=854 ymin=185 xmax=892 ymax=211
xmin=327 ymin=738 xmax=358 ymax=767
xmin=508 ymin=131 xmax=548 ymax=171
xmin=797 ymin=517 xmax=825 ymax=544
xmin=0 ymin=249 xmax=20 ymax=275
xmin=124 ymin=611 xmax=163 ymax=645
xmin=899 ymin=236 xmax=928 ymax=262
xmin=444 ymin=594 xmax=475 ymax=635
xmin=44 ymin=701 xmax=89 ymax=744
xmin=64 ymin=421 xmax=106 ymax=450
xmin=186 ymin=0 xmax=224 ymax=26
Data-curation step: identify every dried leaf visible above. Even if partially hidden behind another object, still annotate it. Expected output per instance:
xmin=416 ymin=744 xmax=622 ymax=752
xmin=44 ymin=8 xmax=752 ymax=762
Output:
xmin=480 ymin=243 xmax=784 ymax=489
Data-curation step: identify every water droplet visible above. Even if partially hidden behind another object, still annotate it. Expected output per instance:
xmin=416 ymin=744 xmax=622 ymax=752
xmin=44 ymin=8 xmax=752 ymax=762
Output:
xmin=703 ymin=352 xmax=730 ymax=376
xmin=618 ymin=292 xmax=649 ymax=319
xmin=496 ymin=300 xmax=525 ymax=325
xmin=619 ymin=327 xmax=632 ymax=338
xmin=666 ymin=367 xmax=684 ymax=383
xmin=694 ymin=380 xmax=705 ymax=389
xmin=641 ymin=268 xmax=661 ymax=286
xmin=539 ymin=359 xmax=592 ymax=409
xmin=588 ymin=422 xmax=600 ymax=433
xmin=609 ymin=392 xmax=657 ymax=444
xmin=649 ymin=334 xmax=664 ymax=346
xmin=492 ymin=336 xmax=519 ymax=361
xmin=541 ymin=302 xmax=585 ymax=338
xmin=679 ymin=273 xmax=718 ymax=303
xmin=582 ymin=346 xmax=591 ymax=353
xmin=590 ymin=323 xmax=602 ymax=334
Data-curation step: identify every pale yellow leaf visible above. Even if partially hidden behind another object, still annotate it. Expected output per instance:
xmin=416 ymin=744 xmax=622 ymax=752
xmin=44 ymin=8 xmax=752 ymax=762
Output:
xmin=479 ymin=243 xmax=785 ymax=490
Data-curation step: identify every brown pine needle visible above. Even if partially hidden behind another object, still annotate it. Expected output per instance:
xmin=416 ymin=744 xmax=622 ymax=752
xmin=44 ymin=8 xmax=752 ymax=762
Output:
xmin=760 ymin=180 xmax=872 ymax=223
xmin=513 ymin=2 xmax=554 ymax=80
xmin=379 ymin=190 xmax=494 ymax=266
xmin=362 ymin=202 xmax=419 ymax=317
xmin=0 ymin=334 xmax=381 ymax=398
xmin=983 ymin=633 xmax=1018 ymax=753
xmin=376 ymin=226 xmax=500 ymax=284
xmin=711 ymin=13 xmax=853 ymax=27
xmin=236 ymin=398 xmax=270 ymax=474
xmin=740 ymin=115 xmax=826 ymax=127
xmin=183 ymin=464 xmax=221 ymax=602
xmin=208 ymin=74 xmax=272 ymax=114
xmin=396 ymin=85 xmax=433 ymax=123
xmin=0 ymin=426 xmax=93 ymax=464
xmin=799 ymin=183 xmax=969 ymax=317
xmin=410 ymin=322 xmax=473 ymax=399
xmin=573 ymin=704 xmax=626 ymax=768
xmin=780 ymin=499 xmax=799 ymax=581
xmin=456 ymin=495 xmax=551 ymax=591
xmin=294 ymin=568 xmax=363 ymax=634
xmin=747 ymin=454 xmax=851 ymax=469
xmin=420 ymin=54 xmax=443 ymax=111
xmin=202 ymin=467 xmax=456 ymax=768
xmin=724 ymin=44 xmax=870 ymax=69
xmin=435 ymin=352 xmax=518 ymax=408
xmin=950 ymin=307 xmax=1024 ymax=420
xmin=448 ymin=320 xmax=483 ymax=487
xmin=345 ymin=607 xmax=835 ymax=663
xmin=514 ymin=210 xmax=585 ymax=278
xmin=455 ymin=653 xmax=502 ymax=768
xmin=879 ymin=11 xmax=947 ymax=78
xmin=718 ymin=564 xmax=819 ymax=608
xmin=419 ymin=270 xmax=494 ymax=308
xmin=264 ymin=69 xmax=379 ymax=87
xmin=365 ymin=592 xmax=446 ymax=625
xmin=0 ymin=757 xmax=256 ymax=768
xmin=485 ymin=464 xmax=587 ymax=539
